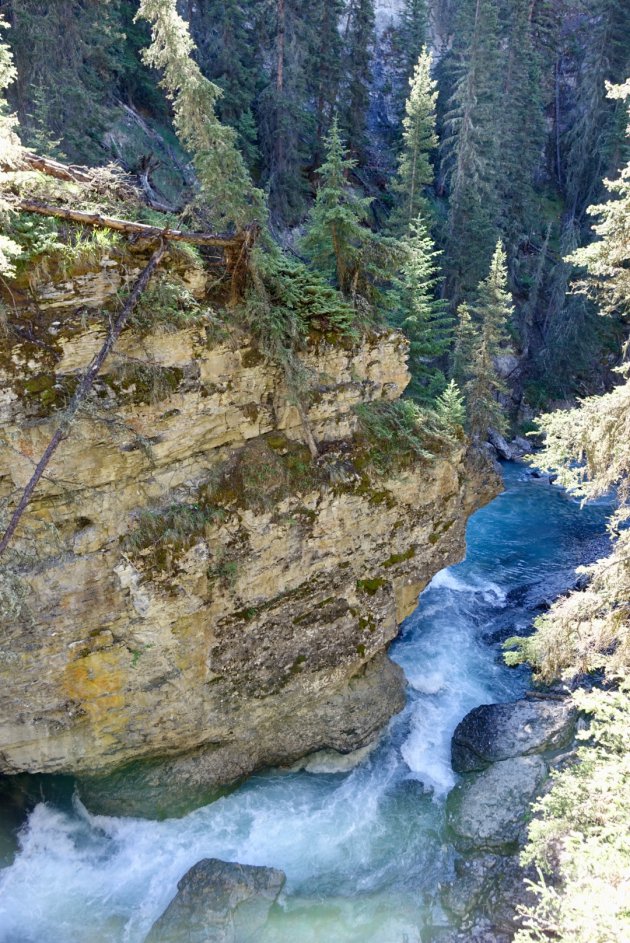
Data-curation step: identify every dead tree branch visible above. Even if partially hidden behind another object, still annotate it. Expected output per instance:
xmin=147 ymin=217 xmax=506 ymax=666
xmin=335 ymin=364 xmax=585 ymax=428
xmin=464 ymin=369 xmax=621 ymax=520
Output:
xmin=9 ymin=197 xmax=248 ymax=248
xmin=0 ymin=242 xmax=167 ymax=558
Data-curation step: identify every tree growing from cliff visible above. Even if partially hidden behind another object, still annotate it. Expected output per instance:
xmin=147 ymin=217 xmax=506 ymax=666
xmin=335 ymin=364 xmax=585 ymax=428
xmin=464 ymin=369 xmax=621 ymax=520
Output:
xmin=435 ymin=379 xmax=466 ymax=432
xmin=390 ymin=48 xmax=438 ymax=233
xmin=395 ymin=213 xmax=451 ymax=401
xmin=302 ymin=116 xmax=375 ymax=296
xmin=136 ymin=0 xmax=264 ymax=230
xmin=450 ymin=301 xmax=476 ymax=388
xmin=465 ymin=240 xmax=513 ymax=440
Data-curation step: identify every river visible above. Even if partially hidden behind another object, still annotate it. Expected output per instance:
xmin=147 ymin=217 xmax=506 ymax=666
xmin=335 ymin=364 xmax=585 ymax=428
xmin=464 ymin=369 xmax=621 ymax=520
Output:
xmin=0 ymin=464 xmax=611 ymax=943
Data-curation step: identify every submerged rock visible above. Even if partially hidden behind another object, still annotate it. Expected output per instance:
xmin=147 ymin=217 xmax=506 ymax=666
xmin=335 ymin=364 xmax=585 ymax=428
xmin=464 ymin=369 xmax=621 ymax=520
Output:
xmin=145 ymin=858 xmax=286 ymax=943
xmin=446 ymin=754 xmax=547 ymax=854
xmin=451 ymin=698 xmax=577 ymax=773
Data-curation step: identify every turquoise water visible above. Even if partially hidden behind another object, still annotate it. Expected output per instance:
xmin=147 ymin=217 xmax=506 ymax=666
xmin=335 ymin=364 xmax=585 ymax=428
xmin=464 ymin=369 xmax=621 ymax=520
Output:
xmin=0 ymin=464 xmax=611 ymax=942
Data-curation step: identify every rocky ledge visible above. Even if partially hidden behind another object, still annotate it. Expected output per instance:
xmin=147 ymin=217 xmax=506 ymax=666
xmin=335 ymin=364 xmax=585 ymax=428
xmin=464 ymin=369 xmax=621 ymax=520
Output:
xmin=0 ymin=252 xmax=498 ymax=814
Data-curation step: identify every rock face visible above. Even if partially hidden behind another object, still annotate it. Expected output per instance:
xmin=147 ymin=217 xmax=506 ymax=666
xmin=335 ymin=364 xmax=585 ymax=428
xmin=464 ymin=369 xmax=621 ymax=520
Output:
xmin=0 ymin=252 xmax=497 ymax=805
xmin=145 ymin=858 xmax=286 ymax=943
xmin=451 ymin=699 xmax=577 ymax=773
xmin=446 ymin=755 xmax=548 ymax=854
xmin=443 ymin=696 xmax=577 ymax=937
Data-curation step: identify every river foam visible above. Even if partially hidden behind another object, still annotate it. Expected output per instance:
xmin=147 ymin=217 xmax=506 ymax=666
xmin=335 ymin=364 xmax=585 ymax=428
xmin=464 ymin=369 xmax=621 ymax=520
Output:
xmin=0 ymin=464 xmax=611 ymax=943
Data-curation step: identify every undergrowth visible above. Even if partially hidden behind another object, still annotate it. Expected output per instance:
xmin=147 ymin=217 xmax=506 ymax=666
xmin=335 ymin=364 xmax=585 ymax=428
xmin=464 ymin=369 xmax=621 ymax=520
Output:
xmin=355 ymin=400 xmax=446 ymax=472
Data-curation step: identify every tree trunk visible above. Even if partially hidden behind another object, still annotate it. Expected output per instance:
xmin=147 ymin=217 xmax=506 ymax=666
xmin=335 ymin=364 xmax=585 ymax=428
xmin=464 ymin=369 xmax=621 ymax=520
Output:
xmin=0 ymin=243 xmax=167 ymax=558
xmin=11 ymin=197 xmax=248 ymax=248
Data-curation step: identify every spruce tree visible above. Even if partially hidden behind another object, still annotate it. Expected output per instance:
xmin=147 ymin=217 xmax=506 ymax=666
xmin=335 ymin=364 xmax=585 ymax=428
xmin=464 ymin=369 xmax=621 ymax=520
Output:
xmin=390 ymin=47 xmax=438 ymax=233
xmin=450 ymin=302 xmax=476 ymax=388
xmin=436 ymin=379 xmax=466 ymax=432
xmin=302 ymin=115 xmax=396 ymax=318
xmin=441 ymin=0 xmax=503 ymax=301
xmin=189 ymin=0 xmax=262 ymax=167
xmin=341 ymin=0 xmax=376 ymax=159
xmin=396 ymin=213 xmax=451 ymax=402
xmin=465 ymin=241 xmax=513 ymax=440
xmin=136 ymin=0 xmax=264 ymax=230
xmin=307 ymin=0 xmax=345 ymax=154
xmin=391 ymin=0 xmax=428 ymax=124
xmin=301 ymin=115 xmax=373 ymax=294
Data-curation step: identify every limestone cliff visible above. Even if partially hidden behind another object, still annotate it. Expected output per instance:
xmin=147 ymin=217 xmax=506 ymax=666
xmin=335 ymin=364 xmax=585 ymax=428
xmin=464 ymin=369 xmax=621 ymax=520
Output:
xmin=0 ymin=248 xmax=497 ymax=810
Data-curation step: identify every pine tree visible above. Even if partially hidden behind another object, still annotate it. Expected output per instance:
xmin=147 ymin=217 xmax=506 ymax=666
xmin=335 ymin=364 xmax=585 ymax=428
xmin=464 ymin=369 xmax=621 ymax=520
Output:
xmin=465 ymin=241 xmax=513 ymax=440
xmin=496 ymin=0 xmax=546 ymax=252
xmin=441 ymin=0 xmax=503 ymax=301
xmin=189 ymin=0 xmax=262 ymax=167
xmin=301 ymin=115 xmax=373 ymax=294
xmin=390 ymin=47 xmax=438 ymax=233
xmin=341 ymin=0 xmax=376 ymax=158
xmin=136 ymin=0 xmax=264 ymax=230
xmin=0 ymin=16 xmax=22 ymax=276
xmin=396 ymin=213 xmax=451 ymax=402
xmin=436 ymin=379 xmax=466 ymax=432
xmin=450 ymin=301 xmax=476 ymax=388
xmin=391 ymin=0 xmax=428 ymax=123
xmin=307 ymin=0 xmax=345 ymax=154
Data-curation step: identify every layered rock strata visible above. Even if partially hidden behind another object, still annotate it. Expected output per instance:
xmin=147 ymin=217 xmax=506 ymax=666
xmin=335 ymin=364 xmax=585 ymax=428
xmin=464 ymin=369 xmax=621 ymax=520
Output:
xmin=0 ymin=254 xmax=497 ymax=803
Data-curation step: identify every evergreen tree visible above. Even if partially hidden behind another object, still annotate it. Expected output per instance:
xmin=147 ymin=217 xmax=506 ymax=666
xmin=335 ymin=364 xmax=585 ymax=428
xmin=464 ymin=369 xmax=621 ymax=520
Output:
xmin=341 ymin=0 xmax=376 ymax=158
xmin=390 ymin=47 xmax=438 ymax=233
xmin=302 ymin=115 xmax=374 ymax=294
xmin=308 ymin=0 xmax=345 ymax=154
xmin=396 ymin=213 xmax=451 ymax=401
xmin=390 ymin=0 xmax=428 ymax=123
xmin=465 ymin=241 xmax=513 ymax=440
xmin=450 ymin=301 xmax=476 ymax=388
xmin=436 ymin=379 xmax=466 ymax=432
xmin=257 ymin=0 xmax=315 ymax=224
xmin=302 ymin=115 xmax=396 ymax=317
xmin=136 ymin=0 xmax=264 ymax=230
xmin=441 ymin=0 xmax=503 ymax=301
xmin=189 ymin=0 xmax=262 ymax=167
xmin=496 ymin=0 xmax=546 ymax=252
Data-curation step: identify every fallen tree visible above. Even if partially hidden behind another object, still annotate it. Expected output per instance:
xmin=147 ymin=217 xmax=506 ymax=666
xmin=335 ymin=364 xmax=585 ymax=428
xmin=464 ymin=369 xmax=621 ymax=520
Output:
xmin=0 ymin=242 xmax=167 ymax=558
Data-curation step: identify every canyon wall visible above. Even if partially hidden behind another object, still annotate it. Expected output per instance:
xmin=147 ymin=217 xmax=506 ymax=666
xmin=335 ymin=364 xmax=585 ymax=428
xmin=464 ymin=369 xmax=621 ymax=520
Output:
xmin=0 ymin=250 xmax=497 ymax=811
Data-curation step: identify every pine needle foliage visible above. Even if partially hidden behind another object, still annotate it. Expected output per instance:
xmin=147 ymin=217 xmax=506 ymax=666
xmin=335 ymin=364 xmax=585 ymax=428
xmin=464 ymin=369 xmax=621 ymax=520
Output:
xmin=395 ymin=212 xmax=451 ymax=402
xmin=465 ymin=241 xmax=513 ymax=440
xmin=390 ymin=48 xmax=438 ymax=233
xmin=514 ymin=686 xmax=630 ymax=943
xmin=435 ymin=379 xmax=466 ymax=434
xmin=302 ymin=115 xmax=397 ymax=320
xmin=505 ymin=82 xmax=630 ymax=943
xmin=136 ymin=0 xmax=264 ymax=230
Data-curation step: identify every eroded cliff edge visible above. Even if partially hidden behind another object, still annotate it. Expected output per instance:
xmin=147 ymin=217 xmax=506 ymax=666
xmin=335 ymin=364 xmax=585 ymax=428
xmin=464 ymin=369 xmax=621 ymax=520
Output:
xmin=0 ymin=249 xmax=498 ymax=811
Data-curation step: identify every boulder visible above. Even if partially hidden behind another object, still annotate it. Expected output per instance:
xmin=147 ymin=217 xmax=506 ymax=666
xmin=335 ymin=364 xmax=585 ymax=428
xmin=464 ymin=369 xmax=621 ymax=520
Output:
xmin=441 ymin=853 xmax=538 ymax=934
xmin=446 ymin=755 xmax=547 ymax=854
xmin=510 ymin=436 xmax=532 ymax=457
xmin=145 ymin=858 xmax=286 ymax=943
xmin=451 ymin=698 xmax=577 ymax=773
xmin=487 ymin=430 xmax=515 ymax=462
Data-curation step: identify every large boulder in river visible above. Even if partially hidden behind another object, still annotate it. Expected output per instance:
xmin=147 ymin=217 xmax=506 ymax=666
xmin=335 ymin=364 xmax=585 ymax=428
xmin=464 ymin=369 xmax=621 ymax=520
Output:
xmin=446 ymin=755 xmax=547 ymax=854
xmin=145 ymin=858 xmax=286 ymax=943
xmin=451 ymin=698 xmax=576 ymax=773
